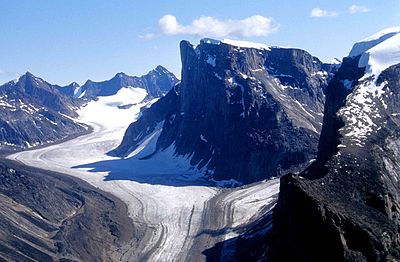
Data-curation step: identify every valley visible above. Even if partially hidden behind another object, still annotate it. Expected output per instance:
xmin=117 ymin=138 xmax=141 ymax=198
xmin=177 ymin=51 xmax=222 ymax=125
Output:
xmin=7 ymin=85 xmax=279 ymax=261
xmin=2 ymin=23 xmax=400 ymax=261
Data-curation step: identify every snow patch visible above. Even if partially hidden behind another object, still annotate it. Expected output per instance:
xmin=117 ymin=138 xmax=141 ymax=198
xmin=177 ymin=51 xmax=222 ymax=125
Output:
xmin=77 ymin=86 xmax=147 ymax=129
xmin=200 ymin=134 xmax=208 ymax=143
xmin=214 ymin=73 xmax=223 ymax=80
xmin=73 ymin=85 xmax=84 ymax=98
xmin=312 ymin=71 xmax=328 ymax=78
xmin=339 ymin=80 xmax=387 ymax=145
xmin=206 ymin=55 xmax=216 ymax=67
xmin=358 ymin=32 xmax=400 ymax=79
xmin=222 ymin=39 xmax=270 ymax=50
xmin=201 ymin=38 xmax=221 ymax=45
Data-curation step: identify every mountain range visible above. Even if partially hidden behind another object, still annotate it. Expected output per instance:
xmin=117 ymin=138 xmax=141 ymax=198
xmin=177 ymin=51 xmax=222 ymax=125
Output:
xmin=0 ymin=27 xmax=399 ymax=261
xmin=0 ymin=67 xmax=178 ymax=150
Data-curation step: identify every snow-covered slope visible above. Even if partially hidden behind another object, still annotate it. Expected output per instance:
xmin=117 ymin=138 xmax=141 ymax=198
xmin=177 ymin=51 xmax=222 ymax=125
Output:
xmin=349 ymin=27 xmax=400 ymax=78
xmin=358 ymin=30 xmax=400 ymax=78
xmin=79 ymin=86 xmax=148 ymax=129
xmin=338 ymin=28 xmax=400 ymax=146
xmin=349 ymin=27 xmax=400 ymax=57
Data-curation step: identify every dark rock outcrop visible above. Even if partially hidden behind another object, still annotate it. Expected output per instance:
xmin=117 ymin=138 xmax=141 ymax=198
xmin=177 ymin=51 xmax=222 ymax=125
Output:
xmin=0 ymin=159 xmax=135 ymax=262
xmin=114 ymin=39 xmax=334 ymax=183
xmin=0 ymin=72 xmax=87 ymax=150
xmin=269 ymin=31 xmax=400 ymax=261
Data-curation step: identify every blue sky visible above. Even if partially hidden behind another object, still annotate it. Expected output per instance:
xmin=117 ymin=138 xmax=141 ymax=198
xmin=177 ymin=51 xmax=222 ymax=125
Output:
xmin=0 ymin=0 xmax=399 ymax=85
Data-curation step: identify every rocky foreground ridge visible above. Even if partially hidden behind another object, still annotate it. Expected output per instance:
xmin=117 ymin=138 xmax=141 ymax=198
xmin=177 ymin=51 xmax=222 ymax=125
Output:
xmin=269 ymin=27 xmax=400 ymax=261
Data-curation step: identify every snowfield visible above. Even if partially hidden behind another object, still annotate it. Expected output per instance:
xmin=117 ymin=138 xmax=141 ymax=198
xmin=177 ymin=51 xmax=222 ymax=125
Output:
xmin=8 ymin=86 xmax=279 ymax=261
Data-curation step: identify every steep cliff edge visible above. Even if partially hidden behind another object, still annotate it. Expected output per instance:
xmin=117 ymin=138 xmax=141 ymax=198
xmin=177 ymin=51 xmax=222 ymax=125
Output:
xmin=113 ymin=39 xmax=334 ymax=184
xmin=270 ymin=27 xmax=400 ymax=261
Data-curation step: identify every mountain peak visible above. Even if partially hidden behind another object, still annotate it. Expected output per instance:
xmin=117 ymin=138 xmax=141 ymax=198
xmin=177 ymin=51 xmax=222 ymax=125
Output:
xmin=349 ymin=27 xmax=400 ymax=57
xmin=154 ymin=65 xmax=168 ymax=73
xmin=20 ymin=71 xmax=36 ymax=80
xmin=71 ymin=82 xmax=79 ymax=87
xmin=18 ymin=72 xmax=46 ymax=86
xmin=23 ymin=71 xmax=41 ymax=77
xmin=349 ymin=27 xmax=400 ymax=78
xmin=115 ymin=72 xmax=128 ymax=78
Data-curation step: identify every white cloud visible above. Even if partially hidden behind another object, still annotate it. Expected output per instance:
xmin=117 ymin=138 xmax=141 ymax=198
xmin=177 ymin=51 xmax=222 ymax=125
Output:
xmin=138 ymin=33 xmax=157 ymax=40
xmin=349 ymin=5 xmax=369 ymax=14
xmin=310 ymin=7 xmax=338 ymax=18
xmin=158 ymin=14 xmax=278 ymax=38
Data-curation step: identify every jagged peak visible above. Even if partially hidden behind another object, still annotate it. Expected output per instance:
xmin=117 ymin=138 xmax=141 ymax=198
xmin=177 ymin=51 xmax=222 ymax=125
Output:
xmin=115 ymin=72 xmax=128 ymax=78
xmin=146 ymin=65 xmax=176 ymax=79
xmin=64 ymin=81 xmax=80 ymax=88
xmin=19 ymin=72 xmax=47 ymax=85
xmin=24 ymin=71 xmax=35 ymax=77
xmin=83 ymin=79 xmax=95 ymax=86
xmin=20 ymin=71 xmax=38 ymax=80
xmin=154 ymin=65 xmax=170 ymax=74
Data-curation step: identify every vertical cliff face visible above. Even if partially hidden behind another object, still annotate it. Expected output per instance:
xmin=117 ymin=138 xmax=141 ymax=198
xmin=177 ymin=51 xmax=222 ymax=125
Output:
xmin=270 ymin=28 xmax=400 ymax=261
xmin=114 ymin=39 xmax=333 ymax=184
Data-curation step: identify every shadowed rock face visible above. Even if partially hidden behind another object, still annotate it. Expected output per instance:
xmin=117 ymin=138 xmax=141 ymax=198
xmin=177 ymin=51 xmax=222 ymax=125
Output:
xmin=114 ymin=39 xmax=334 ymax=184
xmin=78 ymin=65 xmax=179 ymax=99
xmin=269 ymin=59 xmax=400 ymax=261
xmin=0 ymin=73 xmax=86 ymax=150
xmin=57 ymin=82 xmax=80 ymax=97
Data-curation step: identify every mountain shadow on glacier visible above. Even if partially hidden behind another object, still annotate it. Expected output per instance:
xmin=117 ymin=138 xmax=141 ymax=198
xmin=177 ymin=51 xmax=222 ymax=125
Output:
xmin=72 ymin=157 xmax=219 ymax=187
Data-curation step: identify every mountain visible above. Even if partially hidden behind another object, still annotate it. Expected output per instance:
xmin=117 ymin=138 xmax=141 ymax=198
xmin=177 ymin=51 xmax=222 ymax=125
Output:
xmin=112 ymin=38 xmax=335 ymax=184
xmin=78 ymin=66 xmax=179 ymax=99
xmin=0 ymin=72 xmax=86 ymax=150
xmin=269 ymin=27 xmax=400 ymax=261
xmin=57 ymin=81 xmax=82 ymax=97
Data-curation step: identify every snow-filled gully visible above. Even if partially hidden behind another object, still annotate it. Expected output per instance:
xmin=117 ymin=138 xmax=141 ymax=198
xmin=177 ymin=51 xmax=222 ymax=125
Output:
xmin=7 ymin=87 xmax=279 ymax=261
